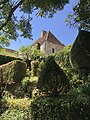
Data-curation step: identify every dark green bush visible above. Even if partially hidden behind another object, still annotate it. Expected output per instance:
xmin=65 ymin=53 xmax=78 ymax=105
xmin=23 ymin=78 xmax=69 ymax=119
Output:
xmin=0 ymin=99 xmax=7 ymax=115
xmin=31 ymin=96 xmax=68 ymax=120
xmin=31 ymin=61 xmax=39 ymax=76
xmin=0 ymin=54 xmax=21 ymax=65
xmin=71 ymin=30 xmax=90 ymax=70
xmin=55 ymin=45 xmax=81 ymax=87
xmin=0 ymin=108 xmax=30 ymax=120
xmin=30 ymin=90 xmax=90 ymax=120
xmin=37 ymin=56 xmax=69 ymax=96
xmin=0 ymin=60 xmax=27 ymax=85
xmin=37 ymin=60 xmax=45 ymax=77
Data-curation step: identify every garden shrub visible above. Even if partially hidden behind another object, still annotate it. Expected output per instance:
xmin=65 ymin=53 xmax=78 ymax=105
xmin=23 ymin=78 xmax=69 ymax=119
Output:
xmin=0 ymin=108 xmax=30 ymax=120
xmin=71 ymin=30 xmax=90 ymax=70
xmin=0 ymin=60 xmax=27 ymax=85
xmin=37 ymin=60 xmax=45 ymax=77
xmin=37 ymin=56 xmax=69 ymax=96
xmin=22 ymin=77 xmax=32 ymax=98
xmin=30 ymin=96 xmax=69 ymax=120
xmin=0 ymin=54 xmax=21 ymax=65
xmin=31 ymin=61 xmax=39 ymax=76
xmin=0 ymin=99 xmax=7 ymax=115
xmin=6 ymin=98 xmax=32 ymax=110
xmin=30 ymin=88 xmax=90 ymax=120
xmin=70 ymin=30 xmax=90 ymax=82
xmin=55 ymin=45 xmax=72 ymax=68
xmin=55 ymin=45 xmax=80 ymax=87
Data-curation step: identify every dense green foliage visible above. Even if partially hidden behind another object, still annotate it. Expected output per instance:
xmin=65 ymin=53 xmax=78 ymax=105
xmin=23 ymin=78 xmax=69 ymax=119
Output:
xmin=66 ymin=0 xmax=90 ymax=30
xmin=19 ymin=45 xmax=44 ymax=61
xmin=0 ymin=0 xmax=68 ymax=40
xmin=37 ymin=56 xmax=69 ymax=96
xmin=0 ymin=36 xmax=10 ymax=47
xmin=31 ymin=91 xmax=90 ymax=120
xmin=55 ymin=45 xmax=72 ymax=68
xmin=31 ymin=61 xmax=39 ymax=77
xmin=55 ymin=45 xmax=80 ymax=86
xmin=0 ymin=108 xmax=30 ymax=120
xmin=0 ymin=60 xmax=27 ymax=85
xmin=0 ymin=39 xmax=90 ymax=120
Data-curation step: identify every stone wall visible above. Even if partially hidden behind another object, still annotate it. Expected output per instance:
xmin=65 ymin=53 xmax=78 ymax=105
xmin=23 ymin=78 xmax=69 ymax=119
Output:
xmin=40 ymin=41 xmax=64 ymax=54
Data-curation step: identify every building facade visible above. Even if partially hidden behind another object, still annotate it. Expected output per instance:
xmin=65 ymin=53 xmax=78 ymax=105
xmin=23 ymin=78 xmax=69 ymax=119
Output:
xmin=32 ymin=30 xmax=65 ymax=55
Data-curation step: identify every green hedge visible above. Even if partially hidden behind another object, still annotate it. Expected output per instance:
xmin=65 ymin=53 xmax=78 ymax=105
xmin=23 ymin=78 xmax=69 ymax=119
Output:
xmin=71 ymin=30 xmax=90 ymax=69
xmin=0 ymin=54 xmax=22 ymax=65
xmin=30 ymin=94 xmax=90 ymax=120
xmin=0 ymin=60 xmax=27 ymax=85
xmin=0 ymin=108 xmax=30 ymax=120
xmin=31 ymin=61 xmax=39 ymax=77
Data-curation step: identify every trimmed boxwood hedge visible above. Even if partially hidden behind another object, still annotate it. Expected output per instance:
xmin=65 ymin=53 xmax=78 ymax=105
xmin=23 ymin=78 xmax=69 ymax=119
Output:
xmin=30 ymin=94 xmax=90 ymax=120
xmin=71 ymin=30 xmax=90 ymax=70
xmin=0 ymin=108 xmax=30 ymax=120
xmin=31 ymin=61 xmax=39 ymax=77
xmin=0 ymin=60 xmax=27 ymax=85
xmin=0 ymin=54 xmax=22 ymax=65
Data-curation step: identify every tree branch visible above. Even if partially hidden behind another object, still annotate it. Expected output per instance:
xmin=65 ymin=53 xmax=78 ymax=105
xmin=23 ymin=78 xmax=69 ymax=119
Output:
xmin=0 ymin=0 xmax=9 ymax=5
xmin=0 ymin=0 xmax=25 ymax=30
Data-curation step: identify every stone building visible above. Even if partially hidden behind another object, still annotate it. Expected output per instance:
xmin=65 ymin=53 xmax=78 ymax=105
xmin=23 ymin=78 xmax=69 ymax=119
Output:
xmin=32 ymin=30 xmax=65 ymax=54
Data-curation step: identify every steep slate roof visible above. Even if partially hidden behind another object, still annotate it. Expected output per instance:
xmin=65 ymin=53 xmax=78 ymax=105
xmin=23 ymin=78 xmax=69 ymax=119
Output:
xmin=32 ymin=31 xmax=65 ymax=46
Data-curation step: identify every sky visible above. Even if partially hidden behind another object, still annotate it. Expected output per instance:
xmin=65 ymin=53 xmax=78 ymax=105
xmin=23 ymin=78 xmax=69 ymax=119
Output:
xmin=8 ymin=0 xmax=78 ymax=50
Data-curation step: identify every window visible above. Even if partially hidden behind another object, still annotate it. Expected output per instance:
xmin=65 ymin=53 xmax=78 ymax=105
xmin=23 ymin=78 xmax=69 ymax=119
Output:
xmin=51 ymin=48 xmax=54 ymax=53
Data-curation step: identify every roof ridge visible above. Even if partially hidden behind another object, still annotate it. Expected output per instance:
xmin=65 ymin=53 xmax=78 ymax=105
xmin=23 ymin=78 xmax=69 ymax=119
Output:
xmin=32 ymin=30 xmax=65 ymax=46
xmin=47 ymin=31 xmax=64 ymax=46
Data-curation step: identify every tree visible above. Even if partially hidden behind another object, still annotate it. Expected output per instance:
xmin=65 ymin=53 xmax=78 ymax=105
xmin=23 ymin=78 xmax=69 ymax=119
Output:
xmin=0 ymin=0 xmax=69 ymax=41
xmin=66 ymin=0 xmax=90 ymax=31
xmin=0 ymin=35 xmax=10 ymax=47
xmin=19 ymin=45 xmax=44 ymax=60
xmin=37 ymin=56 xmax=69 ymax=96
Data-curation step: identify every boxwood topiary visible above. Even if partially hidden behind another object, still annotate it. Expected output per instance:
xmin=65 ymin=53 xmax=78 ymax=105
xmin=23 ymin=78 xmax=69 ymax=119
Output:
xmin=0 ymin=60 xmax=27 ymax=85
xmin=37 ymin=56 xmax=69 ymax=96
xmin=71 ymin=30 xmax=90 ymax=70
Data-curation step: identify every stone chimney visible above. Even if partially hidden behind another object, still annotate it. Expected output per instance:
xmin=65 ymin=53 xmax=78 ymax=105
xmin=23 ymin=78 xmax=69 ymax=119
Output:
xmin=40 ymin=30 xmax=47 ymax=37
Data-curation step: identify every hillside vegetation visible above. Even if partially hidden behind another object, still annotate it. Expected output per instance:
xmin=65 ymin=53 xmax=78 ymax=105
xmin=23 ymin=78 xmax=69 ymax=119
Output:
xmin=0 ymin=40 xmax=90 ymax=120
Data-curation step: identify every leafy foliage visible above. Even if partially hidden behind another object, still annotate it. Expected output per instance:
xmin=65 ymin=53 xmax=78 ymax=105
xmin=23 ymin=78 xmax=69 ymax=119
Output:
xmin=0 ymin=108 xmax=30 ymax=120
xmin=0 ymin=0 xmax=69 ymax=40
xmin=19 ymin=45 xmax=44 ymax=61
xmin=31 ymin=93 xmax=90 ymax=120
xmin=0 ymin=36 xmax=10 ymax=47
xmin=55 ymin=45 xmax=80 ymax=86
xmin=66 ymin=0 xmax=90 ymax=30
xmin=31 ymin=61 xmax=39 ymax=77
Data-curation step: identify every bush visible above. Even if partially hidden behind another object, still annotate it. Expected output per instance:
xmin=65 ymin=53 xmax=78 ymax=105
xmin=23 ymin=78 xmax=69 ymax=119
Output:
xmin=0 ymin=60 xmax=27 ymax=85
xmin=55 ymin=45 xmax=81 ymax=87
xmin=30 ymin=96 xmax=68 ymax=120
xmin=0 ymin=108 xmax=30 ymax=120
xmin=30 ymin=90 xmax=90 ymax=120
xmin=37 ymin=56 xmax=69 ymax=96
xmin=71 ymin=30 xmax=90 ymax=70
xmin=6 ymin=98 xmax=32 ymax=110
xmin=0 ymin=99 xmax=7 ymax=115
xmin=0 ymin=54 xmax=21 ymax=65
xmin=31 ymin=61 xmax=39 ymax=77
xmin=37 ymin=60 xmax=45 ymax=77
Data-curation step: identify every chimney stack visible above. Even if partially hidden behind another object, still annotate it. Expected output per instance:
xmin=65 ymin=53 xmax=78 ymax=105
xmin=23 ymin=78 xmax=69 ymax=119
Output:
xmin=41 ymin=30 xmax=47 ymax=37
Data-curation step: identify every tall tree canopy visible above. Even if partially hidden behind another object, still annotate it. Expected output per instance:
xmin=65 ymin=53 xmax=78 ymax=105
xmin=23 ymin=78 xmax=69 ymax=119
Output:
xmin=0 ymin=0 xmax=69 ymax=40
xmin=66 ymin=0 xmax=90 ymax=31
